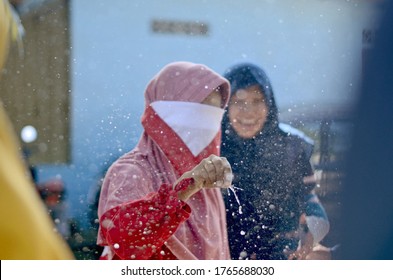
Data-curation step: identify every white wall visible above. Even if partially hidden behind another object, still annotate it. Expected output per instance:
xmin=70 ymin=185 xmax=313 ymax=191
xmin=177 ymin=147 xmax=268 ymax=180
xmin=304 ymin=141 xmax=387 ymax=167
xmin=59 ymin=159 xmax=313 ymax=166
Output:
xmin=37 ymin=0 xmax=380 ymax=222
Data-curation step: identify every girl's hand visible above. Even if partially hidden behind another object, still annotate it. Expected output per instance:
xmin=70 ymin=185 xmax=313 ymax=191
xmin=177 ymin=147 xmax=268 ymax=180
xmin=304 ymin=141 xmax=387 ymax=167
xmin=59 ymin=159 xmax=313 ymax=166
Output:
xmin=175 ymin=154 xmax=233 ymax=201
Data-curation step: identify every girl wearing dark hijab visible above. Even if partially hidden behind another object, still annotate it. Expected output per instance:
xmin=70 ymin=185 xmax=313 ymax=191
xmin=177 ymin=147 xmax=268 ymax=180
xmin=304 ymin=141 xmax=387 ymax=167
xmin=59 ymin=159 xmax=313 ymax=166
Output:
xmin=222 ymin=62 xmax=330 ymax=260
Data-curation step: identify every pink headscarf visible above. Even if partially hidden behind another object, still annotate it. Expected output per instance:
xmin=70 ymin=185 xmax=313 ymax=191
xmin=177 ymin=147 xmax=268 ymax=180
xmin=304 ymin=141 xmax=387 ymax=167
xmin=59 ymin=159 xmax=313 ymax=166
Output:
xmin=98 ymin=61 xmax=231 ymax=259
xmin=144 ymin=61 xmax=229 ymax=107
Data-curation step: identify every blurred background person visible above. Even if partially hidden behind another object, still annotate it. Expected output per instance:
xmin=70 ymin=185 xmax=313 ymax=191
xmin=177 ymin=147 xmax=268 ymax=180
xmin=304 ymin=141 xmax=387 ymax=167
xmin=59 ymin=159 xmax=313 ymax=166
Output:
xmin=36 ymin=177 xmax=71 ymax=239
xmin=79 ymin=160 xmax=117 ymax=259
xmin=0 ymin=0 xmax=73 ymax=259
xmin=221 ymin=62 xmax=331 ymax=260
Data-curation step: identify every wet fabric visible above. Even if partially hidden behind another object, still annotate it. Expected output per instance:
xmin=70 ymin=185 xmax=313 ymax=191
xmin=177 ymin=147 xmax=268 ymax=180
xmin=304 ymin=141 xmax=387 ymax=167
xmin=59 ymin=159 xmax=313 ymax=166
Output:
xmin=221 ymin=62 xmax=328 ymax=260
xmin=97 ymin=61 xmax=231 ymax=260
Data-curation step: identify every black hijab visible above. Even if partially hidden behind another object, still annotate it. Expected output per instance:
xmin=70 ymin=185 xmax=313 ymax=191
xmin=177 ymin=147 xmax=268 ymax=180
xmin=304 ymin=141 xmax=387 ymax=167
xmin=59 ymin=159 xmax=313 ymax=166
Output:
xmin=222 ymin=62 xmax=279 ymax=137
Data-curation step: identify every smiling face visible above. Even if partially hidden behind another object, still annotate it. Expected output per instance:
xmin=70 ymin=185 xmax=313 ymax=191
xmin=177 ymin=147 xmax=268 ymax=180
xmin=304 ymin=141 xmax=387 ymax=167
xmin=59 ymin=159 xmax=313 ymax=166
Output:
xmin=228 ymin=85 xmax=268 ymax=139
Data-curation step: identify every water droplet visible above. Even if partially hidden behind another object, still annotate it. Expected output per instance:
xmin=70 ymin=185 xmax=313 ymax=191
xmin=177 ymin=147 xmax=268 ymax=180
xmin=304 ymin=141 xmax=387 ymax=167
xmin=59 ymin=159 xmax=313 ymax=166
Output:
xmin=228 ymin=185 xmax=243 ymax=214
xmin=239 ymin=251 xmax=248 ymax=259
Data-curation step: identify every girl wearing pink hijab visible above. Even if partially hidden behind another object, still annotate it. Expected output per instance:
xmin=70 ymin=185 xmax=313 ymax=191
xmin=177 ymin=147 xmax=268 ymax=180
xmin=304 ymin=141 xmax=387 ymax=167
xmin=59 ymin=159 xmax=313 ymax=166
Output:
xmin=97 ymin=61 xmax=233 ymax=260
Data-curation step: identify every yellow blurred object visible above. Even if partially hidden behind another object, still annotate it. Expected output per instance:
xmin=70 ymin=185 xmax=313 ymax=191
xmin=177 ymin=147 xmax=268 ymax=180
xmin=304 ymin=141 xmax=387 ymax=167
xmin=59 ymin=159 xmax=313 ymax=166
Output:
xmin=0 ymin=0 xmax=13 ymax=69
xmin=0 ymin=0 xmax=23 ymax=69
xmin=0 ymin=0 xmax=74 ymax=259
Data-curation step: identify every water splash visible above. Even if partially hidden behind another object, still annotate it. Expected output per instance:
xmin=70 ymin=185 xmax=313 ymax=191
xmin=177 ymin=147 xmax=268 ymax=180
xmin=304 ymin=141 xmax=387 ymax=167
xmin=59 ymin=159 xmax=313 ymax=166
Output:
xmin=228 ymin=185 xmax=243 ymax=214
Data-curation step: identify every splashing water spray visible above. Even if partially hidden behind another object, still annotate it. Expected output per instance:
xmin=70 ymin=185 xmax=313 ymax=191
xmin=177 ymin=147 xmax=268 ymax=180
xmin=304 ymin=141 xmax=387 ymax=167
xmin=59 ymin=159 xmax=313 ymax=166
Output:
xmin=228 ymin=185 xmax=243 ymax=214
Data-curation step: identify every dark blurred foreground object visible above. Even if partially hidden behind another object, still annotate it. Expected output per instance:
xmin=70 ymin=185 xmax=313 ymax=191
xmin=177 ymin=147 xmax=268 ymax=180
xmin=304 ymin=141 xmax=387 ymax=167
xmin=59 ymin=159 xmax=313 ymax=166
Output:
xmin=338 ymin=1 xmax=393 ymax=259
